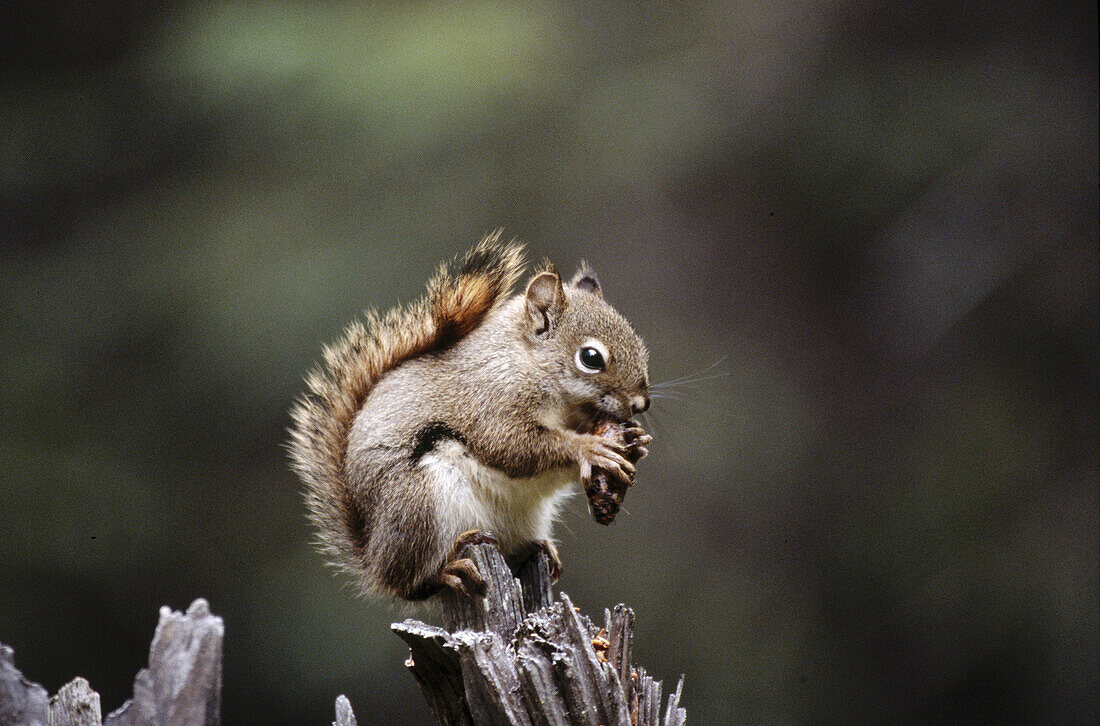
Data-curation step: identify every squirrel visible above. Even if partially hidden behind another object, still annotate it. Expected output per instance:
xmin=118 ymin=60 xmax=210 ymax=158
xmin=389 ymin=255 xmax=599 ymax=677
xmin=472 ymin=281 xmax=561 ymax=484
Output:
xmin=287 ymin=231 xmax=652 ymax=601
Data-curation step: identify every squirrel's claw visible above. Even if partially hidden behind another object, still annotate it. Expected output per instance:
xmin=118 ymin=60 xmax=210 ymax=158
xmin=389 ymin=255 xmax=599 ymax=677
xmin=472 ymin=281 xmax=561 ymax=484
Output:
xmin=536 ymin=539 xmax=562 ymax=583
xmin=622 ymin=424 xmax=651 ymax=464
xmin=440 ymin=556 xmax=487 ymax=598
xmin=451 ymin=529 xmax=499 ymax=554
xmin=621 ymin=424 xmax=652 ymax=445
xmin=438 ymin=530 xmax=499 ymax=598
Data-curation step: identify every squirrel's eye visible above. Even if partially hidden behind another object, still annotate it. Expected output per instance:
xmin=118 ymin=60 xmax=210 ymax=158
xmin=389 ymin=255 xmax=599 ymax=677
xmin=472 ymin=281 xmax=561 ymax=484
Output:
xmin=577 ymin=346 xmax=605 ymax=372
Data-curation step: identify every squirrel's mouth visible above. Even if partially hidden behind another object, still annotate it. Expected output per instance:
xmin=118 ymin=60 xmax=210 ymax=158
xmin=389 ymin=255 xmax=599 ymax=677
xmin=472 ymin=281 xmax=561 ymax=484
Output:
xmin=567 ymin=400 xmax=631 ymax=434
xmin=597 ymin=393 xmax=634 ymax=423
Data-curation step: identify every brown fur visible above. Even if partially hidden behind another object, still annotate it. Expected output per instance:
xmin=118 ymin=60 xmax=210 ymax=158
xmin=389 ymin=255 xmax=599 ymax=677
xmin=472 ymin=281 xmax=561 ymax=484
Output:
xmin=287 ymin=231 xmax=525 ymax=588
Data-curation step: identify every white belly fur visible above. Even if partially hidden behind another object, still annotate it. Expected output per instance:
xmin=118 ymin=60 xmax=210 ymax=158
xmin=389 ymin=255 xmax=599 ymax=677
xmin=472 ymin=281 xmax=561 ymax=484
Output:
xmin=419 ymin=440 xmax=576 ymax=555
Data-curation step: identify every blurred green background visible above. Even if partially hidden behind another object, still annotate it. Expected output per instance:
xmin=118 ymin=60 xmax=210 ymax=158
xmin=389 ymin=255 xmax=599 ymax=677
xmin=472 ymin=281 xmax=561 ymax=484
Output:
xmin=1 ymin=2 xmax=1096 ymax=723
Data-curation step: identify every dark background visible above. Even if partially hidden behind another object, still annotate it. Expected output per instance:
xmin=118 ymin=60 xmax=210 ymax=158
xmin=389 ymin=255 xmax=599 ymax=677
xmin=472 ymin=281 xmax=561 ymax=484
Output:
xmin=1 ymin=2 xmax=1096 ymax=723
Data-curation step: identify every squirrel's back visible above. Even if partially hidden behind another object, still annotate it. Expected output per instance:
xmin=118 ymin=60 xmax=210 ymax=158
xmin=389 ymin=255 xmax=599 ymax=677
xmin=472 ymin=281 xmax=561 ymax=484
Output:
xmin=287 ymin=232 xmax=525 ymax=583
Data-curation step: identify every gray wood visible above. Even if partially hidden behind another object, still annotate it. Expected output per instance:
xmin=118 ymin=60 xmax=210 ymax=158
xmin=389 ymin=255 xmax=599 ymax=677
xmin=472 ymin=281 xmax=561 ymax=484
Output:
xmin=333 ymin=694 xmax=358 ymax=726
xmin=515 ymin=553 xmax=554 ymax=615
xmin=664 ymin=677 xmax=687 ymax=726
xmin=48 ymin=678 xmax=101 ymax=726
xmin=450 ymin=631 xmax=533 ymax=726
xmin=554 ymin=593 xmax=628 ymax=726
xmin=441 ymin=545 xmax=527 ymax=639
xmin=604 ymin=605 xmax=634 ymax=703
xmin=2 ymin=599 xmax=223 ymax=726
xmin=392 ymin=621 xmax=472 ymax=726
xmin=0 ymin=644 xmax=49 ymax=726
xmin=634 ymin=667 xmax=661 ymax=726
xmin=0 ymin=551 xmax=687 ymax=725
xmin=105 ymin=598 xmax=223 ymax=726
xmin=394 ymin=543 xmax=688 ymax=725
xmin=514 ymin=641 xmax=571 ymax=726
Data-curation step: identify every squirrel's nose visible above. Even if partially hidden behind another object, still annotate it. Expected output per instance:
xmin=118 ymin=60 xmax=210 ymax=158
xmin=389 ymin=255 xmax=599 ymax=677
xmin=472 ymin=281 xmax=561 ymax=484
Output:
xmin=630 ymin=395 xmax=650 ymax=414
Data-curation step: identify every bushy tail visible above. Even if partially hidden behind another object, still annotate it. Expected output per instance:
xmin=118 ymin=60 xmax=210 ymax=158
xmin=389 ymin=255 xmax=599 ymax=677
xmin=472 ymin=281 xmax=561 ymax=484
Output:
xmin=287 ymin=232 xmax=525 ymax=582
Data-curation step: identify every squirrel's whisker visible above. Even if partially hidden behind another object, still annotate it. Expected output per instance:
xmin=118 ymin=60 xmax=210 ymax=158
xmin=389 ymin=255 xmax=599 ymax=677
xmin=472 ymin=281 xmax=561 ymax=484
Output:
xmin=650 ymin=364 xmax=730 ymax=391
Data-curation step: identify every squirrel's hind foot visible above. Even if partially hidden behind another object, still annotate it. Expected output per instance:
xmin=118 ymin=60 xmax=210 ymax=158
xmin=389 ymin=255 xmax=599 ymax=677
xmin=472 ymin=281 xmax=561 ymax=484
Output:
xmin=536 ymin=539 xmax=562 ymax=583
xmin=439 ymin=557 xmax=487 ymax=598
xmin=437 ymin=529 xmax=500 ymax=598
xmin=508 ymin=538 xmax=563 ymax=583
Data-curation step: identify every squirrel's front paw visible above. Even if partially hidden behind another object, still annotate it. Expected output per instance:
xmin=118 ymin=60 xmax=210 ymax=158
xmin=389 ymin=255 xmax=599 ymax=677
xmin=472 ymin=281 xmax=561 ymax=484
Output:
xmin=575 ymin=432 xmax=635 ymax=484
xmin=621 ymin=422 xmax=652 ymax=464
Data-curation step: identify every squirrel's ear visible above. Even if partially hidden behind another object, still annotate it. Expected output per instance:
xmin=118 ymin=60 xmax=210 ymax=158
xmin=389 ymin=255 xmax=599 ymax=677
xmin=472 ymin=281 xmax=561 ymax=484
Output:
xmin=569 ymin=262 xmax=602 ymax=298
xmin=525 ymin=268 xmax=566 ymax=336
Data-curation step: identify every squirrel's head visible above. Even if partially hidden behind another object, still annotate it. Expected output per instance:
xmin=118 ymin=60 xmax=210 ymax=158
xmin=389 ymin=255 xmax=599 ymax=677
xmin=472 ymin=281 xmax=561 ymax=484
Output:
xmin=523 ymin=262 xmax=650 ymax=424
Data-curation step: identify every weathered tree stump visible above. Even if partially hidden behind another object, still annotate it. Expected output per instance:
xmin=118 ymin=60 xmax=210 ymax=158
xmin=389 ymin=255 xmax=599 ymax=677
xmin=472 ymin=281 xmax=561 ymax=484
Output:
xmin=49 ymin=679 xmax=101 ymax=726
xmin=1 ymin=643 xmax=49 ymax=726
xmin=379 ymin=544 xmax=687 ymax=726
xmin=1 ymin=552 xmax=686 ymax=725
xmin=0 ymin=599 xmax=223 ymax=726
